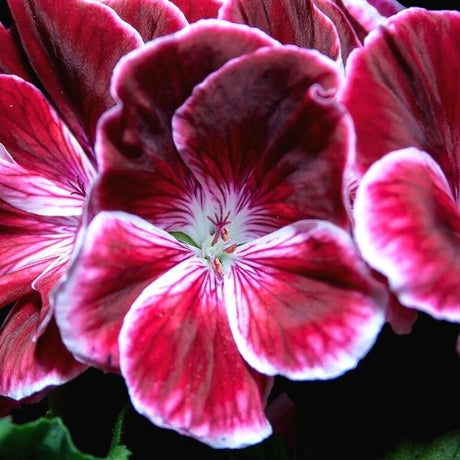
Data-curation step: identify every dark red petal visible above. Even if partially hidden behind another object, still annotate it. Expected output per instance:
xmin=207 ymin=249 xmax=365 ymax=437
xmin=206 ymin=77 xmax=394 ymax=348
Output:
xmin=8 ymin=0 xmax=142 ymax=147
xmin=170 ymin=0 xmax=222 ymax=22
xmin=354 ymin=148 xmax=460 ymax=322
xmin=120 ymin=259 xmax=273 ymax=448
xmin=101 ymin=0 xmax=187 ymax=42
xmin=0 ymin=294 xmax=86 ymax=399
xmin=173 ymin=46 xmax=350 ymax=231
xmin=219 ymin=0 xmax=340 ymax=61
xmin=98 ymin=19 xmax=276 ymax=173
xmin=0 ymin=75 xmax=95 ymax=190
xmin=0 ymin=24 xmax=32 ymax=80
xmin=341 ymin=9 xmax=460 ymax=187
xmin=54 ymin=211 xmax=191 ymax=372
xmin=225 ymin=220 xmax=386 ymax=379
xmin=314 ymin=0 xmax=362 ymax=61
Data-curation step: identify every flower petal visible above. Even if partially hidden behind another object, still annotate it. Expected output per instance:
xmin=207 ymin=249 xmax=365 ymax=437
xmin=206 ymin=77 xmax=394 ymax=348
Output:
xmin=170 ymin=0 xmax=222 ymax=22
xmin=99 ymin=19 xmax=277 ymax=172
xmin=173 ymin=45 xmax=351 ymax=232
xmin=219 ymin=0 xmax=341 ymax=61
xmin=340 ymin=8 xmax=460 ymax=183
xmin=120 ymin=258 xmax=273 ymax=448
xmin=8 ymin=0 xmax=143 ymax=147
xmin=94 ymin=21 xmax=276 ymax=220
xmin=54 ymin=211 xmax=191 ymax=371
xmin=100 ymin=0 xmax=187 ymax=42
xmin=0 ymin=24 xmax=33 ymax=80
xmin=0 ymin=75 xmax=95 ymax=194
xmin=314 ymin=0 xmax=362 ymax=61
xmin=354 ymin=147 xmax=460 ymax=322
xmin=340 ymin=0 xmax=403 ymax=32
xmin=224 ymin=220 xmax=387 ymax=379
xmin=0 ymin=293 xmax=86 ymax=400
xmin=0 ymin=201 xmax=76 ymax=277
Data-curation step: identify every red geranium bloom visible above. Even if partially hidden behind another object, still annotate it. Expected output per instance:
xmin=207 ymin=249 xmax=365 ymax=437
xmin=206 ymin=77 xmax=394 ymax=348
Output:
xmin=0 ymin=0 xmax=186 ymax=402
xmin=55 ymin=21 xmax=387 ymax=447
xmin=218 ymin=0 xmax=404 ymax=64
xmin=340 ymin=8 xmax=460 ymax=323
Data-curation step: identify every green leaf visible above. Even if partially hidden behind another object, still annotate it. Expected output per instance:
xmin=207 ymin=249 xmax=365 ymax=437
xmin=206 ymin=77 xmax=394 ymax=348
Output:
xmin=169 ymin=231 xmax=198 ymax=247
xmin=383 ymin=430 xmax=460 ymax=460
xmin=0 ymin=415 xmax=131 ymax=460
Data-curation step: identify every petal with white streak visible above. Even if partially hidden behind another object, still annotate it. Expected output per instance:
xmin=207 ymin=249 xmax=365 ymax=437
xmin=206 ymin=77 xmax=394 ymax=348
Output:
xmin=54 ymin=211 xmax=191 ymax=371
xmin=354 ymin=148 xmax=460 ymax=322
xmin=225 ymin=220 xmax=386 ymax=379
xmin=120 ymin=258 xmax=273 ymax=448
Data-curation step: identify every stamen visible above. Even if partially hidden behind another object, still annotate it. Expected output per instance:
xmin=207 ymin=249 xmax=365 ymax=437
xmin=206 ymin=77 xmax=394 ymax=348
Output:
xmin=224 ymin=244 xmax=237 ymax=254
xmin=210 ymin=256 xmax=223 ymax=280
xmin=221 ymin=227 xmax=229 ymax=242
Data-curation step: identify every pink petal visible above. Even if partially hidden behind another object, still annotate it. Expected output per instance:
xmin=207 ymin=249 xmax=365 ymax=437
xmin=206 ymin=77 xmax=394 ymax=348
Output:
xmin=100 ymin=0 xmax=187 ymax=42
xmin=0 ymin=75 xmax=95 ymax=196
xmin=173 ymin=45 xmax=351 ymax=232
xmin=170 ymin=0 xmax=222 ymax=22
xmin=225 ymin=220 xmax=387 ymax=379
xmin=0 ymin=24 xmax=33 ymax=81
xmin=54 ymin=211 xmax=191 ymax=371
xmin=0 ymin=201 xmax=76 ymax=279
xmin=219 ymin=0 xmax=341 ymax=61
xmin=354 ymin=147 xmax=460 ymax=322
xmin=340 ymin=9 xmax=460 ymax=182
xmin=0 ymin=294 xmax=86 ymax=400
xmin=120 ymin=259 xmax=273 ymax=448
xmin=8 ymin=0 xmax=143 ymax=147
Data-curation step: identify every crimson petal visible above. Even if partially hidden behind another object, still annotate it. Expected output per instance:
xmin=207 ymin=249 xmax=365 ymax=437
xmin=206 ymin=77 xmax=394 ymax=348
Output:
xmin=100 ymin=0 xmax=187 ymax=42
xmin=0 ymin=294 xmax=85 ymax=399
xmin=120 ymin=259 xmax=273 ymax=448
xmin=173 ymin=45 xmax=350 ymax=231
xmin=219 ymin=0 xmax=340 ymax=61
xmin=170 ymin=0 xmax=222 ymax=22
xmin=354 ymin=148 xmax=460 ymax=322
xmin=54 ymin=211 xmax=191 ymax=371
xmin=0 ymin=24 xmax=32 ymax=80
xmin=8 ymin=0 xmax=143 ymax=147
xmin=94 ymin=21 xmax=276 ymax=219
xmin=0 ymin=75 xmax=95 ymax=196
xmin=340 ymin=8 xmax=460 ymax=184
xmin=225 ymin=220 xmax=386 ymax=379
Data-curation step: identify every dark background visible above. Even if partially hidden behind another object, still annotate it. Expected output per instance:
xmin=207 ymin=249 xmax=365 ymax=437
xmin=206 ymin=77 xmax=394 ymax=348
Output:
xmin=0 ymin=1 xmax=459 ymax=459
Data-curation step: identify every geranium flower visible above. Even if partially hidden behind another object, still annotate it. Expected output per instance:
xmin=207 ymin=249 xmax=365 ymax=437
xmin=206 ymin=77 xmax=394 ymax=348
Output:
xmin=218 ymin=0 xmax=404 ymax=65
xmin=340 ymin=8 xmax=460 ymax=323
xmin=55 ymin=21 xmax=387 ymax=448
xmin=0 ymin=0 xmax=187 ymax=402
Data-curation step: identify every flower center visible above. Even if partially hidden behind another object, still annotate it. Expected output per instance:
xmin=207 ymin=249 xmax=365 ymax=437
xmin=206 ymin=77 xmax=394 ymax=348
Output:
xmin=172 ymin=210 xmax=239 ymax=281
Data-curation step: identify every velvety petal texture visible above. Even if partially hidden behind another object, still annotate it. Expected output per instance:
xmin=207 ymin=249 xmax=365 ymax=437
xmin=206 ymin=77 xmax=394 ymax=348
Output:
xmin=100 ymin=0 xmax=187 ymax=42
xmin=120 ymin=259 xmax=273 ymax=448
xmin=341 ymin=8 xmax=460 ymax=183
xmin=226 ymin=220 xmax=386 ymax=379
xmin=173 ymin=45 xmax=351 ymax=232
xmin=219 ymin=0 xmax=341 ymax=61
xmin=8 ymin=0 xmax=143 ymax=148
xmin=0 ymin=24 xmax=32 ymax=80
xmin=0 ymin=294 xmax=85 ymax=400
xmin=170 ymin=0 xmax=222 ymax=22
xmin=354 ymin=148 xmax=460 ymax=322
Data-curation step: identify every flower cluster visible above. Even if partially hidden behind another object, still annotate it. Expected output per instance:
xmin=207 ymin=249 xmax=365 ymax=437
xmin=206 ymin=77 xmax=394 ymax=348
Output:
xmin=0 ymin=0 xmax=458 ymax=452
